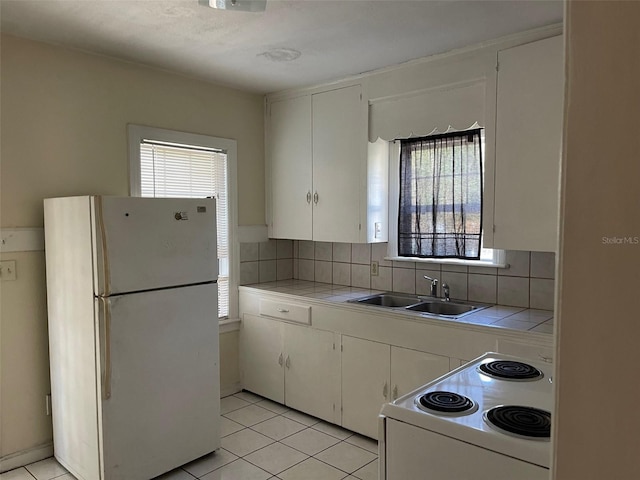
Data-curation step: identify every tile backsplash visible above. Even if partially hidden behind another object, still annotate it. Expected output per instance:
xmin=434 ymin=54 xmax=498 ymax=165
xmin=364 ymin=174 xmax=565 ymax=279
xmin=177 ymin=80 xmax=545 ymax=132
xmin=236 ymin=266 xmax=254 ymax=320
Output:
xmin=240 ymin=241 xmax=555 ymax=310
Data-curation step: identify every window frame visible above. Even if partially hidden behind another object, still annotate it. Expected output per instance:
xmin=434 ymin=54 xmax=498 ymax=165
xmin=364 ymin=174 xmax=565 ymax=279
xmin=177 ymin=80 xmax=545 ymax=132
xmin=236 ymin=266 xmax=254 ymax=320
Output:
xmin=127 ymin=124 xmax=240 ymax=320
xmin=388 ymin=136 xmax=506 ymax=268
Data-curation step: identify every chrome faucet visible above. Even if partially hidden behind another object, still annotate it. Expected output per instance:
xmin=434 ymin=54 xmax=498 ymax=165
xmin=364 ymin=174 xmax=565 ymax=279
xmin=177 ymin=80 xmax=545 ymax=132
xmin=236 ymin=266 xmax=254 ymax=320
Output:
xmin=442 ymin=283 xmax=451 ymax=302
xmin=423 ymin=275 xmax=439 ymax=297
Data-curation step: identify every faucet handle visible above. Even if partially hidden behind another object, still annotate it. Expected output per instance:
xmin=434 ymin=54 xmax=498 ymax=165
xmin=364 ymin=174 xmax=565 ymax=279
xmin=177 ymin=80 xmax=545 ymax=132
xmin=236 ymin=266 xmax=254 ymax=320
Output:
xmin=423 ymin=275 xmax=438 ymax=284
xmin=442 ymin=283 xmax=450 ymax=301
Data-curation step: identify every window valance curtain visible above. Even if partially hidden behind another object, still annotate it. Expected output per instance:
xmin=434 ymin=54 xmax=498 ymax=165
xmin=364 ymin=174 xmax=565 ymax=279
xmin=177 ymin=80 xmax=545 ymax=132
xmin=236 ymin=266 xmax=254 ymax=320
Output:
xmin=398 ymin=129 xmax=483 ymax=259
xmin=369 ymin=81 xmax=485 ymax=142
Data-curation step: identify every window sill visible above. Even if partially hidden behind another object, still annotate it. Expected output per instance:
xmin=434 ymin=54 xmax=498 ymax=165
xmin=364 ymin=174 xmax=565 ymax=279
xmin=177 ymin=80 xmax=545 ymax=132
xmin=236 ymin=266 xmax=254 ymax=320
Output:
xmin=219 ymin=318 xmax=241 ymax=333
xmin=385 ymin=256 xmax=509 ymax=269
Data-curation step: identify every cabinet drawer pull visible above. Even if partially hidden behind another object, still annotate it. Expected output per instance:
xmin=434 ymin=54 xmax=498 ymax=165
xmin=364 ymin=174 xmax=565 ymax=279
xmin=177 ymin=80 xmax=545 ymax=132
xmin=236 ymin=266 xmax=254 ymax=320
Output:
xmin=277 ymin=308 xmax=290 ymax=313
xmin=278 ymin=353 xmax=284 ymax=366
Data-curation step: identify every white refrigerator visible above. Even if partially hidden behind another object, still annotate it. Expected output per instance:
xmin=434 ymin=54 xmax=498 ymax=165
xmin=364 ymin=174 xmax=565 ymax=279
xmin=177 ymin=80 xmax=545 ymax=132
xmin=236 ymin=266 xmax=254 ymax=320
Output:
xmin=43 ymin=195 xmax=220 ymax=480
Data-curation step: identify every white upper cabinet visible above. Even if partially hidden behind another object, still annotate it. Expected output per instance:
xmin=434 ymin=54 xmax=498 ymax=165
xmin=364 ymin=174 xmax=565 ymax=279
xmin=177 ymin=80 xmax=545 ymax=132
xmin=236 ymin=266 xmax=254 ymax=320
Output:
xmin=493 ymin=35 xmax=564 ymax=252
xmin=266 ymin=84 xmax=388 ymax=243
xmin=268 ymin=95 xmax=313 ymax=240
xmin=312 ymin=85 xmax=366 ymax=242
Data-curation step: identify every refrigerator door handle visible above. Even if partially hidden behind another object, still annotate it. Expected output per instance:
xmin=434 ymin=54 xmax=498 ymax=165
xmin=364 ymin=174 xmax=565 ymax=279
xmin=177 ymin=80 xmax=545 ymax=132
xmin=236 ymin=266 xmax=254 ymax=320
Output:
xmin=99 ymin=296 xmax=112 ymax=399
xmin=95 ymin=195 xmax=111 ymax=296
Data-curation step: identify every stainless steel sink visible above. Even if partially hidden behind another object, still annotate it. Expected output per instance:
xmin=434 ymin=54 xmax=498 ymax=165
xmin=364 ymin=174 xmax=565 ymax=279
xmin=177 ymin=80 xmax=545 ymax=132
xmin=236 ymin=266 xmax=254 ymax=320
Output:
xmin=349 ymin=292 xmax=489 ymax=319
xmin=405 ymin=301 xmax=477 ymax=316
xmin=354 ymin=293 xmax=422 ymax=307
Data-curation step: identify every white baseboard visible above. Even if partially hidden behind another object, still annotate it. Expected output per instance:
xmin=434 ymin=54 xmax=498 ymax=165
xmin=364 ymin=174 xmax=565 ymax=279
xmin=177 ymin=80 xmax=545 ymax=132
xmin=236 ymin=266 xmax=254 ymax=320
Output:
xmin=0 ymin=442 xmax=53 ymax=473
xmin=221 ymin=382 xmax=242 ymax=398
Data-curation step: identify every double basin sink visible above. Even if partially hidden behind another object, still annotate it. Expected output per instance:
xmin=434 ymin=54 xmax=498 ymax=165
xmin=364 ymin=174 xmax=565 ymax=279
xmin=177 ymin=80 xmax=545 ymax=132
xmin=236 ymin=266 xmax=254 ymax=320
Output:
xmin=348 ymin=292 xmax=489 ymax=319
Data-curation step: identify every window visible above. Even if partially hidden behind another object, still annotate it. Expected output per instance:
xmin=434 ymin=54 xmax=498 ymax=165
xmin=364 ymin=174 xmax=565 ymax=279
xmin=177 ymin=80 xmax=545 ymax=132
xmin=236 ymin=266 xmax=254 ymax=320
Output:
xmin=128 ymin=125 xmax=238 ymax=319
xmin=389 ymin=128 xmax=502 ymax=265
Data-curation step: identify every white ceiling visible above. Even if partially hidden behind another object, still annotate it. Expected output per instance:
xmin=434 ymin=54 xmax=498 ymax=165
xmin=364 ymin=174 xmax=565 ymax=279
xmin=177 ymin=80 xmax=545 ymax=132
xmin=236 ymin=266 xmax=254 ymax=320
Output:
xmin=0 ymin=0 xmax=563 ymax=94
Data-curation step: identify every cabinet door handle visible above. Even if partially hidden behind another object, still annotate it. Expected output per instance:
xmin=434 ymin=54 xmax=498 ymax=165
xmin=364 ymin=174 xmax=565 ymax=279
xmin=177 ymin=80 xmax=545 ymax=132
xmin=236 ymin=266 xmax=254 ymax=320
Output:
xmin=285 ymin=355 xmax=291 ymax=369
xmin=392 ymin=385 xmax=398 ymax=400
xmin=313 ymin=191 xmax=319 ymax=204
xmin=277 ymin=308 xmax=290 ymax=313
xmin=278 ymin=353 xmax=283 ymax=366
xmin=383 ymin=381 xmax=388 ymax=399
xmin=306 ymin=191 xmax=312 ymax=204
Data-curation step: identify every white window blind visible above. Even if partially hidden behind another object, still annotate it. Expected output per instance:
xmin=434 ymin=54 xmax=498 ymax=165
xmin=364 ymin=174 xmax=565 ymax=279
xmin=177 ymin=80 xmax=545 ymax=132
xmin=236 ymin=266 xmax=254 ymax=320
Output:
xmin=140 ymin=140 xmax=229 ymax=318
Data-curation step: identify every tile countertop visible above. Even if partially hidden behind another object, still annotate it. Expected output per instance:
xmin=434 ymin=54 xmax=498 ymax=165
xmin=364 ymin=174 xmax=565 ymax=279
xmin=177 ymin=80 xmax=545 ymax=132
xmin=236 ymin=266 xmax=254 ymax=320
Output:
xmin=240 ymin=280 xmax=554 ymax=335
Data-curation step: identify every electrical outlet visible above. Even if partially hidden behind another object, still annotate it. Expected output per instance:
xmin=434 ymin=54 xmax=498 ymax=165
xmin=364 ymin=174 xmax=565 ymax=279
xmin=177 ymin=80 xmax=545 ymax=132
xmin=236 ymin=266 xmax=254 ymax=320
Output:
xmin=371 ymin=261 xmax=379 ymax=276
xmin=0 ymin=260 xmax=17 ymax=281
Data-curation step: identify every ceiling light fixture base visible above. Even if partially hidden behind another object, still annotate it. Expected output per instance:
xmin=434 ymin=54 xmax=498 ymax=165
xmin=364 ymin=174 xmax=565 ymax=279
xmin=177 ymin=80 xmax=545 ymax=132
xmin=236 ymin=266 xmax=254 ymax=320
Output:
xmin=199 ymin=0 xmax=267 ymax=13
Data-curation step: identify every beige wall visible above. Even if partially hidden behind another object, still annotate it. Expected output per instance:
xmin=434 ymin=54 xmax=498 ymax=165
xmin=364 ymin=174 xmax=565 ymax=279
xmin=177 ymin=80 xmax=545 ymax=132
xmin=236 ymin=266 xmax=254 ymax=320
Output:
xmin=0 ymin=34 xmax=261 ymax=461
xmin=554 ymin=1 xmax=640 ymax=478
xmin=0 ymin=251 xmax=50 ymax=457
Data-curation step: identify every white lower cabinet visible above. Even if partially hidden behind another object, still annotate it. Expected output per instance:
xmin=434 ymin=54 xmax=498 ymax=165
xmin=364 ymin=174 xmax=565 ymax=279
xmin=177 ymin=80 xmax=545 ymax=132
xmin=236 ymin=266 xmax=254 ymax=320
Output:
xmin=341 ymin=336 xmax=450 ymax=439
xmin=283 ymin=322 xmax=340 ymax=423
xmin=390 ymin=346 xmax=450 ymax=401
xmin=240 ymin=314 xmax=340 ymax=423
xmin=496 ymin=338 xmax=554 ymax=364
xmin=341 ymin=336 xmax=391 ymax=439
xmin=240 ymin=314 xmax=285 ymax=403
xmin=239 ymin=289 xmax=554 ymax=441
xmin=449 ymin=357 xmax=471 ymax=370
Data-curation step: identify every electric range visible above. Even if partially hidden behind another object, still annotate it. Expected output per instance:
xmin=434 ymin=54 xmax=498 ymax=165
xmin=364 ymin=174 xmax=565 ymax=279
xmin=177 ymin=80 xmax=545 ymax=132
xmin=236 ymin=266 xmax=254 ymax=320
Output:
xmin=379 ymin=352 xmax=554 ymax=480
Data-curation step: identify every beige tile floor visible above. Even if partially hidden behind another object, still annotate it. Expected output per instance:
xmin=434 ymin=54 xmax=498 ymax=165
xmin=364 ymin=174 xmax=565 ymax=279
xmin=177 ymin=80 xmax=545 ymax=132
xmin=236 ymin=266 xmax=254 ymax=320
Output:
xmin=1 ymin=392 xmax=379 ymax=480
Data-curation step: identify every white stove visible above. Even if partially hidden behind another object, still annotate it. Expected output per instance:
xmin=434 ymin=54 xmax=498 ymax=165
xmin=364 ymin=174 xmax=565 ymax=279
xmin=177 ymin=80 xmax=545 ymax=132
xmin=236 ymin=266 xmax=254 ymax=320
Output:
xmin=379 ymin=352 xmax=554 ymax=480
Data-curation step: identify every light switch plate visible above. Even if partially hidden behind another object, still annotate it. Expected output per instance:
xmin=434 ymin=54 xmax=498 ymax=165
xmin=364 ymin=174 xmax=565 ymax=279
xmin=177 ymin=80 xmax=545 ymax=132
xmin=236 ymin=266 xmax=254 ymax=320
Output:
xmin=0 ymin=260 xmax=17 ymax=281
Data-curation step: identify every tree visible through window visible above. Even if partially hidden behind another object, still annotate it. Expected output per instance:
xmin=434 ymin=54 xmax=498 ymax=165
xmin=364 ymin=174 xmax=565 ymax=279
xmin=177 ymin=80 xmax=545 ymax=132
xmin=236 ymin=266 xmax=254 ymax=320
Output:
xmin=139 ymin=140 xmax=230 ymax=318
xmin=398 ymin=129 xmax=483 ymax=259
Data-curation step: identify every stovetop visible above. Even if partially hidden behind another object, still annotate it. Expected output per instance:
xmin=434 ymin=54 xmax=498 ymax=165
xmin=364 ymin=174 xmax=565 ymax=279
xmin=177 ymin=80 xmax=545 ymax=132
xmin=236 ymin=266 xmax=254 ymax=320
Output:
xmin=380 ymin=352 xmax=554 ymax=468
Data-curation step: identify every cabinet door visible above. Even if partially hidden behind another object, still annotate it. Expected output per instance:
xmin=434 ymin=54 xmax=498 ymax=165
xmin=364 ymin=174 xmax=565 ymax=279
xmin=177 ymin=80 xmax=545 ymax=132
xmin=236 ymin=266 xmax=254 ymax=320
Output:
xmin=284 ymin=325 xmax=340 ymax=423
xmin=390 ymin=346 xmax=450 ymax=401
xmin=312 ymin=85 xmax=366 ymax=243
xmin=494 ymin=35 xmax=563 ymax=252
xmin=341 ymin=336 xmax=390 ymax=439
xmin=239 ymin=314 xmax=284 ymax=403
xmin=268 ymin=95 xmax=313 ymax=240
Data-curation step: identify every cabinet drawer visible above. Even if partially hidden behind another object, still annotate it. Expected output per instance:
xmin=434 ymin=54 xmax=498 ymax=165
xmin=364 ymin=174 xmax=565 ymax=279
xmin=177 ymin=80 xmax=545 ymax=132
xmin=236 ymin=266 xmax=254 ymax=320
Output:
xmin=259 ymin=299 xmax=312 ymax=325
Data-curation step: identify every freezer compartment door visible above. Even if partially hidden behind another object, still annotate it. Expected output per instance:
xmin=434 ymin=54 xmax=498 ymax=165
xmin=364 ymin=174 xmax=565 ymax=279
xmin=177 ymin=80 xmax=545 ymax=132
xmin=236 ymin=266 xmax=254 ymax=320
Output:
xmin=97 ymin=283 xmax=220 ymax=480
xmin=93 ymin=196 xmax=217 ymax=295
